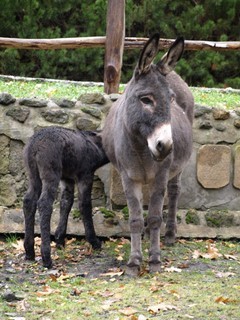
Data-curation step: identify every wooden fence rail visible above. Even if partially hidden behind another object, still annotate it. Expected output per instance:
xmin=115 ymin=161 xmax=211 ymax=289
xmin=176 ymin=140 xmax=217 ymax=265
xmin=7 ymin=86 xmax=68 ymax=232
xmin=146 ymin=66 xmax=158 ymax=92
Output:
xmin=0 ymin=36 xmax=239 ymax=51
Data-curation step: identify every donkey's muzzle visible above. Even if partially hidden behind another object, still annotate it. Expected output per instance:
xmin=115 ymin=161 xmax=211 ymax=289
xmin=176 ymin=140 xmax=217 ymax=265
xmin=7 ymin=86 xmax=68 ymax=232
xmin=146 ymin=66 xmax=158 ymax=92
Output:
xmin=151 ymin=141 xmax=173 ymax=162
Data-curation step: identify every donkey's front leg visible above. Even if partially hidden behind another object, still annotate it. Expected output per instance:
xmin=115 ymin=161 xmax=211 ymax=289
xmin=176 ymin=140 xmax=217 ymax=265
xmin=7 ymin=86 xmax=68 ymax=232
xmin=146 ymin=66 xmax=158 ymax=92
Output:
xmin=165 ymin=173 xmax=181 ymax=246
xmin=148 ymin=175 xmax=168 ymax=273
xmin=122 ymin=175 xmax=143 ymax=276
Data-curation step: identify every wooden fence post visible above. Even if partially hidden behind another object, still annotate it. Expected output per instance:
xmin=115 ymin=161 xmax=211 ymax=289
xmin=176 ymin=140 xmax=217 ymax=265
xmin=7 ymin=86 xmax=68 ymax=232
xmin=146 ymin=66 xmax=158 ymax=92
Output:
xmin=104 ymin=0 xmax=125 ymax=94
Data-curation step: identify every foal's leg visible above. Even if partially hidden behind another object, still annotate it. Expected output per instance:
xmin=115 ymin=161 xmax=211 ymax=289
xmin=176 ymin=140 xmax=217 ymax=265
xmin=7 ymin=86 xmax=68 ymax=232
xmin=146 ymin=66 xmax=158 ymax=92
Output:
xmin=76 ymin=174 xmax=101 ymax=249
xmin=165 ymin=173 xmax=181 ymax=246
xmin=23 ymin=174 xmax=42 ymax=261
xmin=55 ymin=179 xmax=75 ymax=248
xmin=121 ymin=174 xmax=143 ymax=276
xmin=38 ymin=176 xmax=60 ymax=268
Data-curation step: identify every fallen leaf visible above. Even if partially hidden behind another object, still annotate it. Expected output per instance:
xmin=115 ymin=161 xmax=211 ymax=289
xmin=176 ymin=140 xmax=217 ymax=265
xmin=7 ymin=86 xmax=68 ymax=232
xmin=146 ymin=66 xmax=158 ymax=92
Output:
xmin=215 ymin=271 xmax=235 ymax=278
xmin=192 ymin=243 xmax=222 ymax=260
xmin=119 ymin=307 xmax=138 ymax=316
xmin=148 ymin=303 xmax=180 ymax=314
xmin=11 ymin=239 xmax=24 ymax=251
xmin=16 ymin=299 xmax=30 ymax=312
xmin=223 ymin=254 xmax=238 ymax=261
xmin=100 ymin=268 xmax=124 ymax=277
xmin=215 ymin=296 xmax=237 ymax=304
xmin=65 ymin=238 xmax=76 ymax=245
xmin=36 ymin=285 xmax=60 ymax=296
xmin=56 ymin=273 xmax=76 ymax=283
xmin=165 ymin=266 xmax=182 ymax=273
xmin=116 ymin=255 xmax=124 ymax=261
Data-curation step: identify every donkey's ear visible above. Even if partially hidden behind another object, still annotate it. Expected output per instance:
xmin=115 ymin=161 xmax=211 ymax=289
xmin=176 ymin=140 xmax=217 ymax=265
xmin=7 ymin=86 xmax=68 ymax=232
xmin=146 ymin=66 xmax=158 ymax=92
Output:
xmin=137 ymin=33 xmax=160 ymax=75
xmin=157 ymin=37 xmax=184 ymax=75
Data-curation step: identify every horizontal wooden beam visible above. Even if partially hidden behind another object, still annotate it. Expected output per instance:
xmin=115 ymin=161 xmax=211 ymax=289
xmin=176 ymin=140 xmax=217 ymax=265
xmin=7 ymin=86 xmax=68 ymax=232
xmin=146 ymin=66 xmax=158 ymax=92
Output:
xmin=0 ymin=36 xmax=239 ymax=51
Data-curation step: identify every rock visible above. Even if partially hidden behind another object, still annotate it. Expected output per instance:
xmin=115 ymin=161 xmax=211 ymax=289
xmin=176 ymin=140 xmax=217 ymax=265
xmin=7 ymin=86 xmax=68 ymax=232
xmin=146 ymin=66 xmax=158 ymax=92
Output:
xmin=75 ymin=117 xmax=99 ymax=130
xmin=2 ymin=290 xmax=24 ymax=302
xmin=78 ymin=92 xmax=106 ymax=104
xmin=41 ymin=109 xmax=69 ymax=124
xmin=19 ymin=98 xmax=48 ymax=108
xmin=6 ymin=106 xmax=30 ymax=122
xmin=81 ymin=106 xmax=102 ymax=119
xmin=0 ymin=92 xmax=16 ymax=105
xmin=0 ymin=174 xmax=17 ymax=206
xmin=0 ymin=135 xmax=10 ymax=174
xmin=233 ymin=144 xmax=240 ymax=189
xmin=212 ymin=108 xmax=230 ymax=120
xmin=197 ymin=145 xmax=231 ymax=188
xmin=233 ymin=119 xmax=240 ymax=129
xmin=214 ymin=123 xmax=226 ymax=131
xmin=194 ymin=104 xmax=212 ymax=118
xmin=9 ymin=140 xmax=24 ymax=176
xmin=199 ymin=120 xmax=212 ymax=129
xmin=53 ymin=98 xmax=75 ymax=108
xmin=109 ymin=93 xmax=121 ymax=101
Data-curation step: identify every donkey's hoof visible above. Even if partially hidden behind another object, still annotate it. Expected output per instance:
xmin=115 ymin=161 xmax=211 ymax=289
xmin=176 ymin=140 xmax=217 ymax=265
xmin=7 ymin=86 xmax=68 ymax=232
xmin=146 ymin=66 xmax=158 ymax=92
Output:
xmin=149 ymin=262 xmax=162 ymax=273
xmin=125 ymin=265 xmax=140 ymax=277
xmin=164 ymin=231 xmax=176 ymax=246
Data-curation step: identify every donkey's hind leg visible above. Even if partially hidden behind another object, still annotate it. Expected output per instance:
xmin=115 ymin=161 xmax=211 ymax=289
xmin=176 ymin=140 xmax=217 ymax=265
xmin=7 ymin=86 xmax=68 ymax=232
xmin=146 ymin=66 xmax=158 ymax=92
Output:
xmin=38 ymin=176 xmax=60 ymax=268
xmin=77 ymin=174 xmax=101 ymax=249
xmin=23 ymin=173 xmax=42 ymax=261
xmin=55 ymin=179 xmax=75 ymax=248
xmin=165 ymin=173 xmax=181 ymax=246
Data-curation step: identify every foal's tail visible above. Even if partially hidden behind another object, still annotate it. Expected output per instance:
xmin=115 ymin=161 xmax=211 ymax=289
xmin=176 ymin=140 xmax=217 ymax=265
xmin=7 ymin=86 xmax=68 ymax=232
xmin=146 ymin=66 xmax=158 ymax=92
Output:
xmin=23 ymin=142 xmax=42 ymax=196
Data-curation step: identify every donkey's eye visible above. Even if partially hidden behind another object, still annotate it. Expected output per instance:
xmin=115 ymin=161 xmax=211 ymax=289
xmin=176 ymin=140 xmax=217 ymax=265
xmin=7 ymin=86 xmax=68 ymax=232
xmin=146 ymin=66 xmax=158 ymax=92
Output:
xmin=140 ymin=96 xmax=154 ymax=106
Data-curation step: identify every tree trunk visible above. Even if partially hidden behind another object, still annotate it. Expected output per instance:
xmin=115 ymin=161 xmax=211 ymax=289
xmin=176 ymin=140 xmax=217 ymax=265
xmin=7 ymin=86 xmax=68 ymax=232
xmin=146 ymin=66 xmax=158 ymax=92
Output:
xmin=104 ymin=0 xmax=125 ymax=94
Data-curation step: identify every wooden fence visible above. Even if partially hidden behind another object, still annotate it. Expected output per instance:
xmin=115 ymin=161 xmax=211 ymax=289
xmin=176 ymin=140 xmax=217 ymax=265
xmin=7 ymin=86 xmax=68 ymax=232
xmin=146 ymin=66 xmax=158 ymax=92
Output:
xmin=0 ymin=0 xmax=239 ymax=93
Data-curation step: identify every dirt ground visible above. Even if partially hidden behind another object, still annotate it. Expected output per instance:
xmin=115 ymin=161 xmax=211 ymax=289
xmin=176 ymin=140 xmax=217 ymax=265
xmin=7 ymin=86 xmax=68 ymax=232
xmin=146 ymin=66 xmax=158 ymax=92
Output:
xmin=1 ymin=235 xmax=240 ymax=320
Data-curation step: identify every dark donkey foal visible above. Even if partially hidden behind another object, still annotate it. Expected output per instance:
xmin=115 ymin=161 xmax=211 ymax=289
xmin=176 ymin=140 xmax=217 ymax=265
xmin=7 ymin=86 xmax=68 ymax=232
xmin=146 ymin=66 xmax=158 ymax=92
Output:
xmin=23 ymin=126 xmax=109 ymax=268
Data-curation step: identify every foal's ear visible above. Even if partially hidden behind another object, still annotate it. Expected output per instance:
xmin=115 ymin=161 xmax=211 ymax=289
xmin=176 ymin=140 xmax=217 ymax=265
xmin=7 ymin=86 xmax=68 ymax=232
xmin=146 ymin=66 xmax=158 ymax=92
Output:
xmin=157 ymin=37 xmax=184 ymax=75
xmin=137 ymin=33 xmax=160 ymax=75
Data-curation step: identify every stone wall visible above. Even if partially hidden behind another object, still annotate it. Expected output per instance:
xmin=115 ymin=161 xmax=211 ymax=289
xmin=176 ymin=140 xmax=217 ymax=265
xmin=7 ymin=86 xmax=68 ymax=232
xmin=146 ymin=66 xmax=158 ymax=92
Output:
xmin=0 ymin=89 xmax=240 ymax=238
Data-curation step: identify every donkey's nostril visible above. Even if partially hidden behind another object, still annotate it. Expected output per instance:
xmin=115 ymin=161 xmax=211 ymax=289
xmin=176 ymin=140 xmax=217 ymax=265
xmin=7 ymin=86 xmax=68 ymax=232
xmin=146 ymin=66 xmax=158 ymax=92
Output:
xmin=156 ymin=141 xmax=163 ymax=152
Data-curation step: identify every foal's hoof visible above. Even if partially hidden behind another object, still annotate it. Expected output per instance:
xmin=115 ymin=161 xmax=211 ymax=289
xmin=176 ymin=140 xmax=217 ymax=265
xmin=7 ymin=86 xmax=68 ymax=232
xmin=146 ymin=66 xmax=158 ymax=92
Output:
xmin=91 ymin=238 xmax=102 ymax=250
xmin=55 ymin=241 xmax=65 ymax=250
xmin=42 ymin=258 xmax=53 ymax=269
xmin=149 ymin=262 xmax=162 ymax=274
xmin=25 ymin=254 xmax=35 ymax=261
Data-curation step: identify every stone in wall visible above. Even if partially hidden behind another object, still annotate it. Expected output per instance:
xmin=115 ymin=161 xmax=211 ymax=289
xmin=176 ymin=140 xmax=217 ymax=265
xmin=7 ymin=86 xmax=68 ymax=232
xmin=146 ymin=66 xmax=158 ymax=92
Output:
xmin=6 ymin=106 xmax=30 ymax=123
xmin=233 ymin=144 xmax=240 ymax=189
xmin=41 ymin=109 xmax=69 ymax=124
xmin=0 ymin=92 xmax=16 ymax=105
xmin=110 ymin=166 xmax=150 ymax=208
xmin=0 ymin=135 xmax=10 ymax=174
xmin=197 ymin=144 xmax=231 ymax=188
xmin=0 ymin=174 xmax=17 ymax=206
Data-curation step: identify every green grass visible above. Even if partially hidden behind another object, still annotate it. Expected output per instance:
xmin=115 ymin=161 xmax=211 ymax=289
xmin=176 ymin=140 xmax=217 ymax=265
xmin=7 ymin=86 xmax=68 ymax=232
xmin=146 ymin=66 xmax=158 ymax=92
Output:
xmin=0 ymin=238 xmax=239 ymax=320
xmin=0 ymin=78 xmax=239 ymax=109
xmin=191 ymin=87 xmax=240 ymax=110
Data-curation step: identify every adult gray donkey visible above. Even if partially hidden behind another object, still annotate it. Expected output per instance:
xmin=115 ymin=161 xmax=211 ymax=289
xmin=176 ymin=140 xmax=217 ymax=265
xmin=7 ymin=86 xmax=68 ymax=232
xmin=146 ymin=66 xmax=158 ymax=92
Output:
xmin=102 ymin=33 xmax=194 ymax=276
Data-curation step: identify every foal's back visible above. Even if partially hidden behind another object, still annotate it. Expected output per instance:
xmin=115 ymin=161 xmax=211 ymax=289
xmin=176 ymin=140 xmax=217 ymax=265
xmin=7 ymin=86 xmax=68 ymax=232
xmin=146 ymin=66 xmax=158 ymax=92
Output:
xmin=24 ymin=126 xmax=107 ymax=180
